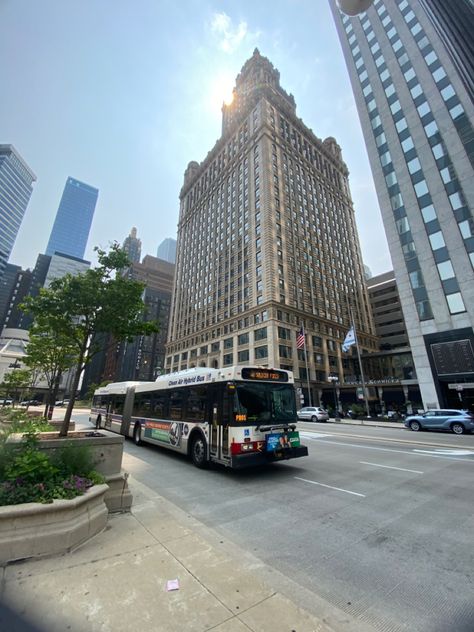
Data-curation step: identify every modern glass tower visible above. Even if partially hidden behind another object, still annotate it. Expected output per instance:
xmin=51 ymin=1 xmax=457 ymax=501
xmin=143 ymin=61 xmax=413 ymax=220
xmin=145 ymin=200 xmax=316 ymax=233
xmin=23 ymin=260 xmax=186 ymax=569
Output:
xmin=157 ymin=238 xmax=176 ymax=264
xmin=166 ymin=50 xmax=376 ymax=406
xmin=45 ymin=177 xmax=98 ymax=259
xmin=330 ymin=0 xmax=474 ymax=409
xmin=0 ymin=145 xmax=36 ymax=280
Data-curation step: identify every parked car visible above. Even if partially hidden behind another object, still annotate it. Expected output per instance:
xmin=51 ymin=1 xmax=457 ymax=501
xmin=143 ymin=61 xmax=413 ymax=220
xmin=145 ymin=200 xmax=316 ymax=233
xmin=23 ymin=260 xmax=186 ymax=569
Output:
xmin=20 ymin=400 xmax=41 ymax=406
xmin=55 ymin=399 xmax=69 ymax=407
xmin=1 ymin=398 xmax=13 ymax=406
xmin=297 ymin=406 xmax=329 ymax=422
xmin=404 ymin=409 xmax=474 ymax=434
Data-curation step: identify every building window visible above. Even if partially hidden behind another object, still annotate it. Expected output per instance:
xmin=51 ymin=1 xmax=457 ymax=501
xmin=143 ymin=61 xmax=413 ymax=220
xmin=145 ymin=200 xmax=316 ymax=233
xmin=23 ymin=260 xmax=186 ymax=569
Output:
xmin=211 ymin=342 xmax=220 ymax=352
xmin=436 ymin=260 xmax=455 ymax=281
xmin=279 ymin=345 xmax=292 ymax=359
xmin=407 ymin=157 xmax=421 ymax=175
xmin=459 ymin=220 xmax=473 ymax=239
xmin=254 ymin=327 xmax=267 ymax=341
xmin=414 ymin=180 xmax=429 ymax=198
xmin=446 ymin=292 xmax=465 ymax=314
xmin=409 ymin=270 xmax=424 ymax=289
xmin=255 ymin=345 xmax=268 ymax=359
xmin=223 ymin=337 xmax=233 ymax=349
xmin=223 ymin=353 xmax=233 ymax=366
xmin=421 ymin=204 xmax=436 ymax=223
xmin=278 ymin=327 xmax=291 ymax=340
xmin=238 ymin=333 xmax=249 ymax=345
xmin=429 ymin=231 xmax=446 ymax=250
xmin=238 ymin=349 xmax=249 ymax=362
xmin=416 ymin=299 xmax=433 ymax=320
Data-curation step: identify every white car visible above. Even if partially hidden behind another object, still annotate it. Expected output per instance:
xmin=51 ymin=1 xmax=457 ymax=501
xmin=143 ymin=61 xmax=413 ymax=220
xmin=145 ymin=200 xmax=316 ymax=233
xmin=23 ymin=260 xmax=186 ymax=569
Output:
xmin=297 ymin=406 xmax=329 ymax=422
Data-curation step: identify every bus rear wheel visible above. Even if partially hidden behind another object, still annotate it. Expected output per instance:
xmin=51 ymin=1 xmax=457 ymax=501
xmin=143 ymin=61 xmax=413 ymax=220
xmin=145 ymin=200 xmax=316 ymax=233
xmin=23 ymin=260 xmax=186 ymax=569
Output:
xmin=133 ymin=423 xmax=143 ymax=446
xmin=190 ymin=434 xmax=208 ymax=469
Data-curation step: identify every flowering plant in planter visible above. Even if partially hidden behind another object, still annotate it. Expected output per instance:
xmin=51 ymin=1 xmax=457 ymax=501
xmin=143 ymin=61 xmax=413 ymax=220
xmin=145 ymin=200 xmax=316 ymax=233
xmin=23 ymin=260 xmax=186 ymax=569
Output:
xmin=0 ymin=431 xmax=104 ymax=506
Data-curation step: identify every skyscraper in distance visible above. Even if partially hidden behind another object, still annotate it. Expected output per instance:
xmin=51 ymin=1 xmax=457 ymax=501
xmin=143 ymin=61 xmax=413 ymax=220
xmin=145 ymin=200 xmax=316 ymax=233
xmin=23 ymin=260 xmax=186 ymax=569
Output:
xmin=46 ymin=177 xmax=98 ymax=259
xmin=122 ymin=227 xmax=142 ymax=264
xmin=0 ymin=145 xmax=36 ymax=280
xmin=330 ymin=0 xmax=474 ymax=409
xmin=166 ymin=50 xmax=377 ymax=405
xmin=157 ymin=238 xmax=176 ymax=264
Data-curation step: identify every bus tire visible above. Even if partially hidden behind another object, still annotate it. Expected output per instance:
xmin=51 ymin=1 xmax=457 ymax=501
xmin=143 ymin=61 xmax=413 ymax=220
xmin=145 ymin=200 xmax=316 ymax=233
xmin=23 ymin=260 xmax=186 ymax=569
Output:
xmin=190 ymin=433 xmax=208 ymax=469
xmin=133 ymin=423 xmax=143 ymax=446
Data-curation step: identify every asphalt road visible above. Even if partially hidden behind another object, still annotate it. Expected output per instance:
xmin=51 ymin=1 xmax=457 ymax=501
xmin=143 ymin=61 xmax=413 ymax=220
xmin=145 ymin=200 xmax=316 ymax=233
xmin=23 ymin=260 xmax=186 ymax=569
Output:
xmin=76 ymin=413 xmax=474 ymax=632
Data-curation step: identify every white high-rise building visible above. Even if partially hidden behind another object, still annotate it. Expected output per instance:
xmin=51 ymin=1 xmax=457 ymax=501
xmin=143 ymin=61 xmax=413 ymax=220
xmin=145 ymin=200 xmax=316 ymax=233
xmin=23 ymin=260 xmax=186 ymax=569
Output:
xmin=330 ymin=0 xmax=474 ymax=410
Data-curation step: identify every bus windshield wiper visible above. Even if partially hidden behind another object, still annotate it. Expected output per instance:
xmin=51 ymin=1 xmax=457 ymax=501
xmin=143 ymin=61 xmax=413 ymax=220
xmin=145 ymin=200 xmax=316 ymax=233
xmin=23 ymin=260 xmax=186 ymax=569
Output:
xmin=256 ymin=422 xmax=297 ymax=432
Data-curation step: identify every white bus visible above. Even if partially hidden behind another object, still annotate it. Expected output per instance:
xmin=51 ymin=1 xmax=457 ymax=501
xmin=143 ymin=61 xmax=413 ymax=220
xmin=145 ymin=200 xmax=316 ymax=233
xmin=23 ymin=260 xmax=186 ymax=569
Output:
xmin=90 ymin=366 xmax=308 ymax=469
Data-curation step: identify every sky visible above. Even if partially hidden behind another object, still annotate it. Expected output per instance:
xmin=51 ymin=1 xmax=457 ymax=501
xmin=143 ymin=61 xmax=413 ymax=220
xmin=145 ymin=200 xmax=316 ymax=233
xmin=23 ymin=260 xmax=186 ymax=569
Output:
xmin=1 ymin=0 xmax=392 ymax=276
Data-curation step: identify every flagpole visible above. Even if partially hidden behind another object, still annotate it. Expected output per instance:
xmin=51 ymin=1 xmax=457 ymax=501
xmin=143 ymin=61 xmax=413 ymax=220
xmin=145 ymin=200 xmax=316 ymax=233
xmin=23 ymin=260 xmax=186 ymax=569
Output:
xmin=349 ymin=305 xmax=370 ymax=419
xmin=303 ymin=331 xmax=312 ymax=407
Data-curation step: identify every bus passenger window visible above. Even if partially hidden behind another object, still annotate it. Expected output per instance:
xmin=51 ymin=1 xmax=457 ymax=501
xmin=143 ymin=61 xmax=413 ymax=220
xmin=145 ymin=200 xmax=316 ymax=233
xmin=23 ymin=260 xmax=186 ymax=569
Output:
xmin=187 ymin=387 xmax=207 ymax=422
xmin=170 ymin=390 xmax=184 ymax=420
xmin=151 ymin=393 xmax=168 ymax=418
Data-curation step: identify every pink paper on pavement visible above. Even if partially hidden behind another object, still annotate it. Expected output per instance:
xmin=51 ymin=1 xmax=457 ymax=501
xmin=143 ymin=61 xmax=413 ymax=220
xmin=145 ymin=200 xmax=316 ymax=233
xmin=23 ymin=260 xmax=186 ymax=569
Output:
xmin=166 ymin=579 xmax=180 ymax=591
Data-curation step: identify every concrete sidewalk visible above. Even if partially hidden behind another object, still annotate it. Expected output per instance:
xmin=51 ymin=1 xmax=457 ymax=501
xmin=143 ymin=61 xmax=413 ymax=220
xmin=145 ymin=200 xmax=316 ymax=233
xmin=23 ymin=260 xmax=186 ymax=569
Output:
xmin=0 ymin=474 xmax=373 ymax=632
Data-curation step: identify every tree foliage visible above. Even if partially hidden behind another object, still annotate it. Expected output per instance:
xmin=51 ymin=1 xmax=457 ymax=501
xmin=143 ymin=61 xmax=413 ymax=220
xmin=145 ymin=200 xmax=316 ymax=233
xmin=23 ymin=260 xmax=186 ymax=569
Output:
xmin=1 ymin=368 xmax=31 ymax=405
xmin=24 ymin=322 xmax=79 ymax=417
xmin=21 ymin=244 xmax=159 ymax=435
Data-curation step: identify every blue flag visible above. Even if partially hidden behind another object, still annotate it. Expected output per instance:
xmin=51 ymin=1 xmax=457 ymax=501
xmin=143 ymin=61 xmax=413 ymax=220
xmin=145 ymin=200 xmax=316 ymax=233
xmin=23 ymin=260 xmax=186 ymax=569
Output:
xmin=342 ymin=326 xmax=356 ymax=353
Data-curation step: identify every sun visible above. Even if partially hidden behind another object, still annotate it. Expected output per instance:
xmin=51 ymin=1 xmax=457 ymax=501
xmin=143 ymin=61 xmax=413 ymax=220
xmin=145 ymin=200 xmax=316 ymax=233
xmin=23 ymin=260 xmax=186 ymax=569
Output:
xmin=209 ymin=73 xmax=235 ymax=109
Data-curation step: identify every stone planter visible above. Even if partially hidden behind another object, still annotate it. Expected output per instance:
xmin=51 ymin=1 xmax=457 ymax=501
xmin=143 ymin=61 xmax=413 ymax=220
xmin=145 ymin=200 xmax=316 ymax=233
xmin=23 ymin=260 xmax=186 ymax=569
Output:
xmin=0 ymin=484 xmax=108 ymax=565
xmin=7 ymin=430 xmax=132 ymax=513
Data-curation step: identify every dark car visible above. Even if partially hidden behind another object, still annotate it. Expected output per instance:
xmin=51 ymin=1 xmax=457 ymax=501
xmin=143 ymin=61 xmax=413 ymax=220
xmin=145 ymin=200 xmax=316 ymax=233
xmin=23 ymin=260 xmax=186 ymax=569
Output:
xmin=404 ymin=409 xmax=474 ymax=434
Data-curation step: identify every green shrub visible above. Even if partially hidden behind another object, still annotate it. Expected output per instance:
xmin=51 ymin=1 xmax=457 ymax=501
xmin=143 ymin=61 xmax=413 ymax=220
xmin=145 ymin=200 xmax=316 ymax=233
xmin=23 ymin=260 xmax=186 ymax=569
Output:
xmin=0 ymin=432 xmax=104 ymax=506
xmin=51 ymin=443 xmax=97 ymax=477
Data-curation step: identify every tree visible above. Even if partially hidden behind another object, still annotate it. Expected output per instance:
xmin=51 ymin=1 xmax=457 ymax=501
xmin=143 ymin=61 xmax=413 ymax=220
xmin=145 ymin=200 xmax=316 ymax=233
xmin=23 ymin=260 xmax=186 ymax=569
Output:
xmin=1 ymin=368 xmax=31 ymax=406
xmin=24 ymin=322 xmax=79 ymax=418
xmin=21 ymin=244 xmax=159 ymax=435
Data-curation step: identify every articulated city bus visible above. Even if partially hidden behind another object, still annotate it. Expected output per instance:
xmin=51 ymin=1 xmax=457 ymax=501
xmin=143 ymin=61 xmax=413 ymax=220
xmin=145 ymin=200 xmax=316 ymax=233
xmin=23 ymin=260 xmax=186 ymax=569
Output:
xmin=90 ymin=366 xmax=308 ymax=469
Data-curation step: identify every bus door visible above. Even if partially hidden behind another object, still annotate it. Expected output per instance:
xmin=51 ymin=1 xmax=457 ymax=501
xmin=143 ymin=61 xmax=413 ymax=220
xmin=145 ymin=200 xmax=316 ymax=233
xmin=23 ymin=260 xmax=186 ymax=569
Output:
xmin=209 ymin=386 xmax=230 ymax=462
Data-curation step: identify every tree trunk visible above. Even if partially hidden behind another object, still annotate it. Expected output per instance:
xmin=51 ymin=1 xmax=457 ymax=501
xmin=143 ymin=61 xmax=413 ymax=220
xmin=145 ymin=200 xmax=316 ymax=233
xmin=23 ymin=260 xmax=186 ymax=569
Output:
xmin=45 ymin=371 xmax=62 ymax=420
xmin=60 ymin=345 xmax=87 ymax=436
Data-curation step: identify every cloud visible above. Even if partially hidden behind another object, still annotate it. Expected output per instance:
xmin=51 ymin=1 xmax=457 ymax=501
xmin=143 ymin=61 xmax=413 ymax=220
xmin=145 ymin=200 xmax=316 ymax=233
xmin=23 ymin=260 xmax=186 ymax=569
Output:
xmin=210 ymin=12 xmax=251 ymax=53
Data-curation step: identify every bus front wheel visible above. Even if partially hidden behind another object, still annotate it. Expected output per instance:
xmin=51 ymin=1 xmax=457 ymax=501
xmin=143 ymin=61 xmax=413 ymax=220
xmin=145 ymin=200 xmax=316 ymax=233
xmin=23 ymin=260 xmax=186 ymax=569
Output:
xmin=190 ymin=434 xmax=208 ymax=469
xmin=133 ymin=423 xmax=143 ymax=446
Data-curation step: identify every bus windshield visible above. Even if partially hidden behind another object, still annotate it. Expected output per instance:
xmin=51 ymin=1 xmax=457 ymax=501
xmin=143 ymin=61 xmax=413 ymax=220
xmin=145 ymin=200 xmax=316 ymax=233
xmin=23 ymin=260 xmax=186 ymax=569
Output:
xmin=234 ymin=383 xmax=297 ymax=424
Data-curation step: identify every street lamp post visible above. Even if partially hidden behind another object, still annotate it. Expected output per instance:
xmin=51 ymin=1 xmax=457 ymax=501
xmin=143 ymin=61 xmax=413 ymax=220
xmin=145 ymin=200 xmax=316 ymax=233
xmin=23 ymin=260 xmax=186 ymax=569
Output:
xmin=328 ymin=374 xmax=340 ymax=421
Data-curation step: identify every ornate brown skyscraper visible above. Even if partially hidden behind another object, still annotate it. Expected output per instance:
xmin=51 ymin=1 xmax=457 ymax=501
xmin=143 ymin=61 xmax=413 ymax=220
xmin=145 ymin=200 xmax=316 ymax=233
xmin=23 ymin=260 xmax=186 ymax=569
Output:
xmin=166 ymin=50 xmax=376 ymax=404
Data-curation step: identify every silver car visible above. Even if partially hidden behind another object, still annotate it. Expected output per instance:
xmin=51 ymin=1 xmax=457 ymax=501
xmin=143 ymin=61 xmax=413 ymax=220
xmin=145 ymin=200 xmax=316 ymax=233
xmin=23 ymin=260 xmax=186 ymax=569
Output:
xmin=404 ymin=409 xmax=474 ymax=434
xmin=297 ymin=406 xmax=329 ymax=422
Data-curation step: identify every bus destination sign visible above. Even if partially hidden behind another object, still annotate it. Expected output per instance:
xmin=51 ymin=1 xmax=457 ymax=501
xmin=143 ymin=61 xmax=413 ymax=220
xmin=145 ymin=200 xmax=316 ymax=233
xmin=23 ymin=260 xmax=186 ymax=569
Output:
xmin=241 ymin=368 xmax=289 ymax=382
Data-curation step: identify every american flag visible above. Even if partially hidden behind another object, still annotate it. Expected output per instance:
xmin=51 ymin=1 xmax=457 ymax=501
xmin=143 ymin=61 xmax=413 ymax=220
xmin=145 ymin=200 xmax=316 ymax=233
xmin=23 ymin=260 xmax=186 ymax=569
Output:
xmin=296 ymin=326 xmax=305 ymax=350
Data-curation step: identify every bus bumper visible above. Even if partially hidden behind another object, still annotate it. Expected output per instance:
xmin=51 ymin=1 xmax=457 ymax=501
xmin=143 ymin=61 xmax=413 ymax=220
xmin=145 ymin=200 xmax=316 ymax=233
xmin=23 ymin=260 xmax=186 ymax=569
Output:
xmin=230 ymin=445 xmax=309 ymax=469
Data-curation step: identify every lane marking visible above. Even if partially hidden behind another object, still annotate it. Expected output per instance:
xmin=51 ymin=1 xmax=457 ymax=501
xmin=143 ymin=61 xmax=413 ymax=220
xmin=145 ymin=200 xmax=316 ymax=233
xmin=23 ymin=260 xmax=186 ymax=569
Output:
xmin=301 ymin=437 xmax=473 ymax=463
xmin=298 ymin=427 xmax=472 ymax=450
xmin=300 ymin=432 xmax=331 ymax=439
xmin=413 ymin=448 xmax=474 ymax=456
xmin=360 ymin=461 xmax=424 ymax=474
xmin=294 ymin=476 xmax=366 ymax=497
